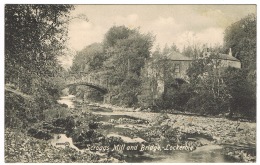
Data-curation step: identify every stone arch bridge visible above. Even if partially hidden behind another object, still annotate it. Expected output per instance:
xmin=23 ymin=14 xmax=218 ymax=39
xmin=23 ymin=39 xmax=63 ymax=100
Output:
xmin=63 ymin=73 xmax=109 ymax=94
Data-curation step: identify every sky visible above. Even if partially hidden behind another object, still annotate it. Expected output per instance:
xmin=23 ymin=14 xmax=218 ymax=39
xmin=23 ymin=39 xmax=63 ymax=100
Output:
xmin=60 ymin=4 xmax=256 ymax=69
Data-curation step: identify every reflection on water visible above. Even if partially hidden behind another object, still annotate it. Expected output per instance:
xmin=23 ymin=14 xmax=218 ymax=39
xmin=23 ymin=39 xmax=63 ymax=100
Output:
xmin=57 ymin=95 xmax=75 ymax=108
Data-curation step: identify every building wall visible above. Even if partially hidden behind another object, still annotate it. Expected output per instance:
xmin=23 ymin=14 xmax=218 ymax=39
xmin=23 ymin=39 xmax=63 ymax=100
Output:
xmin=143 ymin=59 xmax=192 ymax=99
xmin=171 ymin=60 xmax=191 ymax=80
xmin=220 ymin=60 xmax=241 ymax=68
xmin=140 ymin=55 xmax=241 ymax=106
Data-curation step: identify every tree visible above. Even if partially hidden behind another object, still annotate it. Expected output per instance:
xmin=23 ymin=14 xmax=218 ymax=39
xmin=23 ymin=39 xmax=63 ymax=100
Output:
xmin=224 ymin=14 xmax=256 ymax=72
xmin=5 ymin=4 xmax=74 ymax=94
xmin=139 ymin=45 xmax=191 ymax=110
xmin=182 ymin=45 xmax=202 ymax=59
xmin=69 ymin=43 xmax=110 ymax=102
xmin=69 ymin=26 xmax=154 ymax=106
xmin=186 ymin=53 xmax=230 ymax=115
xmin=162 ymin=43 xmax=180 ymax=55
xmin=70 ymin=43 xmax=105 ymax=73
xmin=103 ymin=26 xmax=154 ymax=106
xmin=223 ymin=14 xmax=256 ymax=118
xmin=5 ymin=5 xmax=74 ymax=127
xmin=139 ymin=46 xmax=162 ymax=108
xmin=169 ymin=43 xmax=180 ymax=53
xmin=223 ymin=67 xmax=256 ymax=119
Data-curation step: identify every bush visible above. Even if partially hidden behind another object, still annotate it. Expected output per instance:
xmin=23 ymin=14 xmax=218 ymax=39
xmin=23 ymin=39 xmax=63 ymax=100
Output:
xmin=52 ymin=116 xmax=75 ymax=130
xmin=5 ymin=92 xmax=39 ymax=129
xmin=161 ymin=82 xmax=192 ymax=110
xmin=223 ymin=67 xmax=256 ymax=119
xmin=43 ymin=106 xmax=69 ymax=121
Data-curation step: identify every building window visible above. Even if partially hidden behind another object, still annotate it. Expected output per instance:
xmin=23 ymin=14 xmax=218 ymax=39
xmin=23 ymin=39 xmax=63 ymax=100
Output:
xmin=174 ymin=64 xmax=180 ymax=73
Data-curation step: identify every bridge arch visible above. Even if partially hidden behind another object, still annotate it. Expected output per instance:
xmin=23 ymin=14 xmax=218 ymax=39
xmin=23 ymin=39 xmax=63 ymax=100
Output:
xmin=63 ymin=82 xmax=108 ymax=94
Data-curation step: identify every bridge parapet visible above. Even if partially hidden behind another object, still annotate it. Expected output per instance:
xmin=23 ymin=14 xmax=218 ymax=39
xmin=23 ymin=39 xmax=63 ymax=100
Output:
xmin=64 ymin=72 xmax=108 ymax=89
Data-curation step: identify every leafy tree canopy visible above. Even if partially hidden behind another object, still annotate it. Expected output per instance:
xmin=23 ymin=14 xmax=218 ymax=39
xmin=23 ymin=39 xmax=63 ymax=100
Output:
xmin=224 ymin=14 xmax=256 ymax=72
xmin=5 ymin=4 xmax=74 ymax=95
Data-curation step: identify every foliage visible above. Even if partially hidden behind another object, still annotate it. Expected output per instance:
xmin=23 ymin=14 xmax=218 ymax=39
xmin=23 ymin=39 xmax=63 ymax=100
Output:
xmin=70 ymin=43 xmax=105 ymax=73
xmin=223 ymin=14 xmax=256 ymax=118
xmin=66 ymin=15 xmax=255 ymax=120
xmin=69 ymin=43 xmax=106 ymax=102
xmin=5 ymin=93 xmax=29 ymax=129
xmin=70 ymin=26 xmax=154 ymax=106
xmin=102 ymin=26 xmax=154 ymax=106
xmin=139 ymin=44 xmax=192 ymax=110
xmin=5 ymin=128 xmax=113 ymax=163
xmin=185 ymin=53 xmax=230 ymax=115
xmin=43 ymin=106 xmax=70 ymax=121
xmin=224 ymin=14 xmax=256 ymax=72
xmin=103 ymin=26 xmax=153 ymax=106
xmin=5 ymin=5 xmax=74 ymax=90
xmin=5 ymin=4 xmax=74 ymax=127
xmin=138 ymin=48 xmax=164 ymax=109
xmin=222 ymin=67 xmax=256 ymax=118
xmin=184 ymin=51 xmax=255 ymax=119
xmin=223 ymin=14 xmax=256 ymax=115
xmin=162 ymin=43 xmax=180 ymax=54
xmin=68 ymin=85 xmax=104 ymax=102
xmin=178 ymin=14 xmax=256 ymax=117
xmin=182 ymin=45 xmax=201 ymax=59
xmin=5 ymin=91 xmax=46 ymax=129
xmin=162 ymin=83 xmax=193 ymax=111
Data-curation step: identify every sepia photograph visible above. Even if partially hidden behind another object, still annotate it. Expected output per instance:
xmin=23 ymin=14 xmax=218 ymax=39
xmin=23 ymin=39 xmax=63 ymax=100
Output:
xmin=4 ymin=4 xmax=256 ymax=163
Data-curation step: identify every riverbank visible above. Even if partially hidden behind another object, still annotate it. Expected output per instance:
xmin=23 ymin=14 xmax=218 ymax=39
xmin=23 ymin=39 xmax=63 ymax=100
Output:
xmin=5 ymin=128 xmax=123 ymax=163
xmin=5 ymin=100 xmax=256 ymax=163
xmin=93 ymin=103 xmax=256 ymax=146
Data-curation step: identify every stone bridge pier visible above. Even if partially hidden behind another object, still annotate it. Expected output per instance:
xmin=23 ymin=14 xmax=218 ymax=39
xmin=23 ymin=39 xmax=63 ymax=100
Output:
xmin=103 ymin=93 xmax=111 ymax=104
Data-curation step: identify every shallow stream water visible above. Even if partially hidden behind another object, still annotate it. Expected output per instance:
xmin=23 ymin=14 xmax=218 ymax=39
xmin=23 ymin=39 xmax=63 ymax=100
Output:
xmin=53 ymin=95 xmax=243 ymax=163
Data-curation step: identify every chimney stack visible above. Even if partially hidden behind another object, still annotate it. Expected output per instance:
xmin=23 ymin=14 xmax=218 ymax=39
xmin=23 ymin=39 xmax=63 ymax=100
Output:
xmin=229 ymin=48 xmax=232 ymax=56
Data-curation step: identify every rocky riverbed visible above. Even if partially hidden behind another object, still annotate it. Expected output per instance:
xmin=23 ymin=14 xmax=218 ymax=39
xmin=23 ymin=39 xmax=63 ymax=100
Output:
xmin=85 ymin=103 xmax=257 ymax=162
xmin=5 ymin=99 xmax=256 ymax=163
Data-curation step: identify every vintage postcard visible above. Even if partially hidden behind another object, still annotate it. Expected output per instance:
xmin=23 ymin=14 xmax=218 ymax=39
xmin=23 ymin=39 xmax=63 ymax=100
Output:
xmin=4 ymin=4 xmax=256 ymax=163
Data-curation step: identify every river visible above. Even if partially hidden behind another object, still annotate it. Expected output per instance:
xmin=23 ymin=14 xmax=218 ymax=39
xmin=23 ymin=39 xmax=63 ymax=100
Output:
xmin=52 ymin=95 xmax=247 ymax=163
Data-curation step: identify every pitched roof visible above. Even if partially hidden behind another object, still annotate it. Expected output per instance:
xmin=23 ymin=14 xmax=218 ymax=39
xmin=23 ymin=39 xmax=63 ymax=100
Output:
xmin=164 ymin=51 xmax=192 ymax=61
xmin=204 ymin=52 xmax=240 ymax=61
xmin=218 ymin=53 xmax=240 ymax=61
